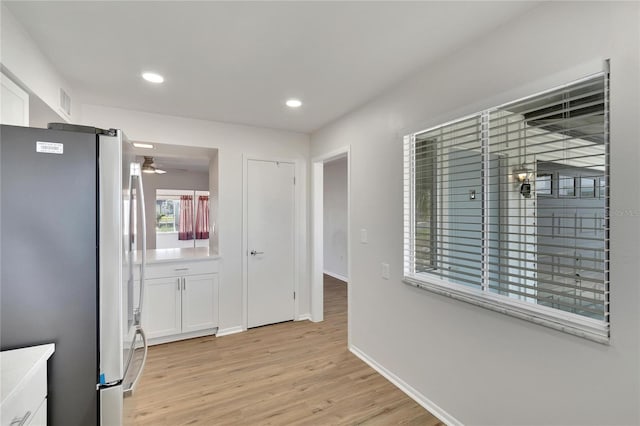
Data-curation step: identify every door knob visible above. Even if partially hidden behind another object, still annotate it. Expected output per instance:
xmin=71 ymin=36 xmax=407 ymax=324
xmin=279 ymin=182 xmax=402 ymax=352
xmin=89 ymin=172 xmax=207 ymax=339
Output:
xmin=250 ymin=250 xmax=264 ymax=256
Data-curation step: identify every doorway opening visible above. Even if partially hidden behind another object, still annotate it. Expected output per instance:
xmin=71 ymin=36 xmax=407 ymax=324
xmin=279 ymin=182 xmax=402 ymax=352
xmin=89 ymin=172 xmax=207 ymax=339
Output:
xmin=323 ymin=157 xmax=349 ymax=283
xmin=312 ymin=147 xmax=350 ymax=343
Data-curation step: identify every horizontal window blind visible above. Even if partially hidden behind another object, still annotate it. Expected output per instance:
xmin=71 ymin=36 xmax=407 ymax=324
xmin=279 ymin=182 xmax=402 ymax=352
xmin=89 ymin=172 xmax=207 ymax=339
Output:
xmin=404 ymin=72 xmax=609 ymax=328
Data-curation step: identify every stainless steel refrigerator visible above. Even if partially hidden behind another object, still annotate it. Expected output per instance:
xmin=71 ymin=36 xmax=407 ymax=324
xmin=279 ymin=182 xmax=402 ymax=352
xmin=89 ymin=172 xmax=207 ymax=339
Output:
xmin=0 ymin=123 xmax=148 ymax=425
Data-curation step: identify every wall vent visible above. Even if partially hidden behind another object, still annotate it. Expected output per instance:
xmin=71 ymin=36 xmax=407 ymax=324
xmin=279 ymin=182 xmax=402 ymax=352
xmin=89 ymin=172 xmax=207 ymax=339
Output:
xmin=59 ymin=88 xmax=71 ymax=116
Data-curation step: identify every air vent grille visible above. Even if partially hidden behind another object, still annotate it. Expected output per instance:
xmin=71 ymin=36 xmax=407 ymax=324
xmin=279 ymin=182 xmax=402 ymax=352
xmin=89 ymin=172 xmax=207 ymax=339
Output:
xmin=59 ymin=88 xmax=71 ymax=116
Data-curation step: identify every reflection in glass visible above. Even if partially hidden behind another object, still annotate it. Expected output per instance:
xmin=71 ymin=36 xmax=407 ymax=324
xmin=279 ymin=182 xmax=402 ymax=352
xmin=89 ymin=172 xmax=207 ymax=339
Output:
xmin=559 ymin=175 xmax=575 ymax=197
xmin=491 ymin=76 xmax=607 ymax=320
xmin=414 ymin=115 xmax=483 ymax=289
xmin=536 ymin=174 xmax=552 ymax=195
xmin=580 ymin=178 xmax=596 ymax=198
xmin=410 ymin=75 xmax=607 ymax=321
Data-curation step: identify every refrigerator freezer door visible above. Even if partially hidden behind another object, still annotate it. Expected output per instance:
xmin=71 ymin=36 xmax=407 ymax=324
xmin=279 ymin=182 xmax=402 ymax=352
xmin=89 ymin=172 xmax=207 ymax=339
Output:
xmin=1 ymin=125 xmax=99 ymax=425
xmin=100 ymin=386 xmax=123 ymax=426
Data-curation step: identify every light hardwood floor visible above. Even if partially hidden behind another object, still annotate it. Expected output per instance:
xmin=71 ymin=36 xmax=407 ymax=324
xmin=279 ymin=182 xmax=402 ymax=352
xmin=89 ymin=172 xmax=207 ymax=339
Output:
xmin=124 ymin=275 xmax=442 ymax=425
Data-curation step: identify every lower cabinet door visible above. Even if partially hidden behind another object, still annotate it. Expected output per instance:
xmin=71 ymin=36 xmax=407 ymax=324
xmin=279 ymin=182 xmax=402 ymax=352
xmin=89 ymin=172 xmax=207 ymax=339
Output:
xmin=181 ymin=273 xmax=218 ymax=333
xmin=143 ymin=277 xmax=182 ymax=339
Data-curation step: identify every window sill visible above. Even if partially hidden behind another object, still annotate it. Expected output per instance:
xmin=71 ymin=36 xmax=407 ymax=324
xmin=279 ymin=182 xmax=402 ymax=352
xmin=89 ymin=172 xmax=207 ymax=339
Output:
xmin=402 ymin=275 xmax=609 ymax=345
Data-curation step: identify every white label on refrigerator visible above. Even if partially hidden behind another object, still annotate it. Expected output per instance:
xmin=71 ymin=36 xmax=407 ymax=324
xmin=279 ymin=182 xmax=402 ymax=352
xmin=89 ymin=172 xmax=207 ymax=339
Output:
xmin=36 ymin=141 xmax=64 ymax=154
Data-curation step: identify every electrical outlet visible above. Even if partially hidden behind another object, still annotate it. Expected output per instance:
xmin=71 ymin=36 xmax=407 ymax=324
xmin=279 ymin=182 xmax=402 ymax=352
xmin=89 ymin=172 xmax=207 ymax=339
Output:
xmin=381 ymin=263 xmax=390 ymax=280
xmin=360 ymin=228 xmax=368 ymax=244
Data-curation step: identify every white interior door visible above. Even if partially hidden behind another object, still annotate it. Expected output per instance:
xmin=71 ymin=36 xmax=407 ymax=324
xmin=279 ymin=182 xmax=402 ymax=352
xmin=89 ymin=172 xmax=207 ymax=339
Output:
xmin=247 ymin=159 xmax=295 ymax=328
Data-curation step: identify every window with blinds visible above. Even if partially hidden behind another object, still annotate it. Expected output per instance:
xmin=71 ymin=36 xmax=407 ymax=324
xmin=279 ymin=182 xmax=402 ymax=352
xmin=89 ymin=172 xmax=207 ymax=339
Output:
xmin=403 ymin=71 xmax=609 ymax=342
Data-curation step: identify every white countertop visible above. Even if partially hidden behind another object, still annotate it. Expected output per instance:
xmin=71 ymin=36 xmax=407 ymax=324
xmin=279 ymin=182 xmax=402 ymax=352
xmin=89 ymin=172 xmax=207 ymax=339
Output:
xmin=134 ymin=247 xmax=220 ymax=264
xmin=1 ymin=344 xmax=55 ymax=406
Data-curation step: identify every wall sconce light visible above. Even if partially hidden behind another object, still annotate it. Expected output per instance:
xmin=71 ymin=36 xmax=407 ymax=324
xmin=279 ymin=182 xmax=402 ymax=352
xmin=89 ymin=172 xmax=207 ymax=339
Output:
xmin=514 ymin=165 xmax=530 ymax=183
xmin=514 ymin=164 xmax=532 ymax=198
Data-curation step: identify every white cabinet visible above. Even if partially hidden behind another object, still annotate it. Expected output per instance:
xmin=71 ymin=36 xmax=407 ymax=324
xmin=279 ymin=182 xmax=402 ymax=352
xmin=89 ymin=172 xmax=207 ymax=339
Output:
xmin=144 ymin=277 xmax=182 ymax=339
xmin=182 ymin=274 xmax=219 ymax=333
xmin=1 ymin=344 xmax=54 ymax=426
xmin=137 ymin=260 xmax=219 ymax=344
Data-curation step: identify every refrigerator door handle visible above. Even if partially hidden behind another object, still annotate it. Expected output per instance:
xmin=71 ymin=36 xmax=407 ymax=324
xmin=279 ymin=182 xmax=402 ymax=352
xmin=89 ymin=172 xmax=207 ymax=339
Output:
xmin=131 ymin=164 xmax=147 ymax=325
xmin=128 ymin=171 xmax=135 ymax=317
xmin=138 ymin=173 xmax=146 ymax=323
xmin=10 ymin=410 xmax=31 ymax=426
xmin=122 ymin=325 xmax=148 ymax=396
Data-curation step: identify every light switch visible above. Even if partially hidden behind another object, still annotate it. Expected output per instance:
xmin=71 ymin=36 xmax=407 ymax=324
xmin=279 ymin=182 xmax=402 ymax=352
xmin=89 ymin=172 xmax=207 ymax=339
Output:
xmin=360 ymin=228 xmax=368 ymax=244
xmin=381 ymin=263 xmax=390 ymax=280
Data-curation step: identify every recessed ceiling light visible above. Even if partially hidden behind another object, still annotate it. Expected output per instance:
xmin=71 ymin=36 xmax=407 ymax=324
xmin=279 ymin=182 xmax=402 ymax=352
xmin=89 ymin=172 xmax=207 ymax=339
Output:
xmin=286 ymin=99 xmax=302 ymax=108
xmin=133 ymin=142 xmax=154 ymax=149
xmin=142 ymin=72 xmax=164 ymax=84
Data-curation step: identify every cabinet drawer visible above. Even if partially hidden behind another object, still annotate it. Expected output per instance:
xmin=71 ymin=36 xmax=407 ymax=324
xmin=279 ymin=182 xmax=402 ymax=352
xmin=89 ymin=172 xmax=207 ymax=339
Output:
xmin=1 ymin=363 xmax=46 ymax=426
xmin=136 ymin=260 xmax=218 ymax=279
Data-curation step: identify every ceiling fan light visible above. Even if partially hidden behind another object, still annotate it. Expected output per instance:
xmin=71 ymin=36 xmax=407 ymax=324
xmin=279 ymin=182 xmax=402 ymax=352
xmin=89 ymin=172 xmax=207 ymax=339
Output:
xmin=140 ymin=156 xmax=168 ymax=174
xmin=142 ymin=156 xmax=157 ymax=173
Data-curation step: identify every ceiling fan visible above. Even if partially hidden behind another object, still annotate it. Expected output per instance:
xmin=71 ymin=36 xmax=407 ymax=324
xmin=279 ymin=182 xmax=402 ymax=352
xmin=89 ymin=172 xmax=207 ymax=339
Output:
xmin=141 ymin=156 xmax=167 ymax=174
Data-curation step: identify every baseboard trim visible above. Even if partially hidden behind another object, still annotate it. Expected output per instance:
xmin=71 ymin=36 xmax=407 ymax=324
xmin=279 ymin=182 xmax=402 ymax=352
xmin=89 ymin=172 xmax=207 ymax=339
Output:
xmin=349 ymin=345 xmax=462 ymax=426
xmin=296 ymin=313 xmax=311 ymax=321
xmin=323 ymin=270 xmax=349 ymax=283
xmin=148 ymin=329 xmax=216 ymax=346
xmin=216 ymin=326 xmax=244 ymax=337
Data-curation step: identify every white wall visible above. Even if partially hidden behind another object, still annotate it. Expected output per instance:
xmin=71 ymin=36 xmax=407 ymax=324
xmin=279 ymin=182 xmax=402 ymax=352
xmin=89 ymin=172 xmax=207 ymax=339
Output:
xmin=141 ymin=168 xmax=210 ymax=250
xmin=29 ymin=94 xmax=64 ymax=129
xmin=0 ymin=4 xmax=75 ymax=123
xmin=323 ymin=157 xmax=348 ymax=281
xmin=81 ymin=104 xmax=310 ymax=333
xmin=310 ymin=2 xmax=640 ymax=425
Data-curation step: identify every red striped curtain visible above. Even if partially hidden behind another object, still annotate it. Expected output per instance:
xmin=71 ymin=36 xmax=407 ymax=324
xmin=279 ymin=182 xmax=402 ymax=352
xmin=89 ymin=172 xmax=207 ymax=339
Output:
xmin=195 ymin=195 xmax=210 ymax=239
xmin=178 ymin=195 xmax=194 ymax=240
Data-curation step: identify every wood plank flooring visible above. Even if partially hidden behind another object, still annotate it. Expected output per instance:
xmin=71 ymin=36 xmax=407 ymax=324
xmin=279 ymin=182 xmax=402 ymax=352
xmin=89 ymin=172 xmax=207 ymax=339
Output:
xmin=124 ymin=275 xmax=442 ymax=425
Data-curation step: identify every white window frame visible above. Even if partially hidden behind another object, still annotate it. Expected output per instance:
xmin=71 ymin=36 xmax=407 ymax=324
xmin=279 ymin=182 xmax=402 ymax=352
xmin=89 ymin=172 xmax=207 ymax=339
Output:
xmin=155 ymin=189 xmax=210 ymax=249
xmin=403 ymin=70 xmax=610 ymax=344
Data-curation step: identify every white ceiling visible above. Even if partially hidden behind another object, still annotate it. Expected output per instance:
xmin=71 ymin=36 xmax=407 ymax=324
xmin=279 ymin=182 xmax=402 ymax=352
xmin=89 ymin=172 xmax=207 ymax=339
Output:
xmin=5 ymin=1 xmax=538 ymax=134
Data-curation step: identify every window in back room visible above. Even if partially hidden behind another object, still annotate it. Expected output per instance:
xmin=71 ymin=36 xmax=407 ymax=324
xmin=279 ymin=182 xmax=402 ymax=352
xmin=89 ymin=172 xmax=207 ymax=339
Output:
xmin=155 ymin=189 xmax=210 ymax=249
